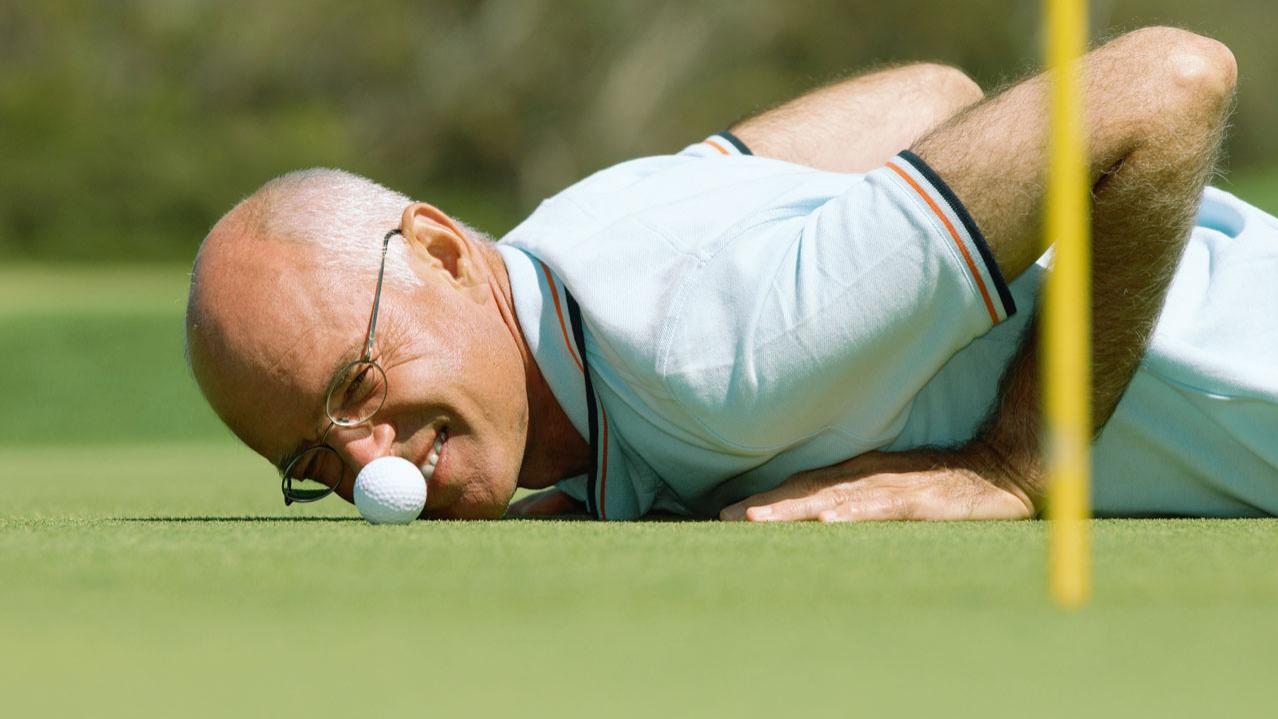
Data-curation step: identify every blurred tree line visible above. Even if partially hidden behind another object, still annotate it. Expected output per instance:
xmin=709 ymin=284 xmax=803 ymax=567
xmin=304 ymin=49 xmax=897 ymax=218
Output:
xmin=2 ymin=0 xmax=1275 ymax=261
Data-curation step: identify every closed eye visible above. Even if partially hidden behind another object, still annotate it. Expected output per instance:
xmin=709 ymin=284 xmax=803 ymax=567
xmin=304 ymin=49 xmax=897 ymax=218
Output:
xmin=345 ymin=366 xmax=370 ymax=399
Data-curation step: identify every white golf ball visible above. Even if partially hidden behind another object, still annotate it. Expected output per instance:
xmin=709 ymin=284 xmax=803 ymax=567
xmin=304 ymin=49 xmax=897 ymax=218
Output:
xmin=354 ymin=456 xmax=427 ymax=525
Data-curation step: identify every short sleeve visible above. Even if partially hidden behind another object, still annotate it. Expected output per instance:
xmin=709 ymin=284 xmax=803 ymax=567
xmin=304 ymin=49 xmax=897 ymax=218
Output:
xmin=660 ymin=151 xmax=1015 ymax=451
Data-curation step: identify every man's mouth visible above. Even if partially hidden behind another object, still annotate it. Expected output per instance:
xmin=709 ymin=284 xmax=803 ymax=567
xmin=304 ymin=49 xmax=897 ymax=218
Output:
xmin=419 ymin=427 xmax=448 ymax=481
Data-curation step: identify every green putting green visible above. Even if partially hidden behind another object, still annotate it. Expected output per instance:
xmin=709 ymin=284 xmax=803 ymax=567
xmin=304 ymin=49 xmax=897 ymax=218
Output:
xmin=2 ymin=447 xmax=1277 ymax=717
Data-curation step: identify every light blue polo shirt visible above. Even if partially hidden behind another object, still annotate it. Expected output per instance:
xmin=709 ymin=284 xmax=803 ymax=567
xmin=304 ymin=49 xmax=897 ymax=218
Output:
xmin=498 ymin=134 xmax=1015 ymax=519
xmin=498 ymin=135 xmax=1278 ymax=519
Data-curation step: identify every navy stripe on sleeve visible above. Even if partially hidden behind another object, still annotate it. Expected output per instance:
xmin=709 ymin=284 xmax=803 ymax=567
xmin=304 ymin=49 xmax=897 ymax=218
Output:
xmin=897 ymin=149 xmax=1016 ymax=318
xmin=716 ymin=130 xmax=753 ymax=156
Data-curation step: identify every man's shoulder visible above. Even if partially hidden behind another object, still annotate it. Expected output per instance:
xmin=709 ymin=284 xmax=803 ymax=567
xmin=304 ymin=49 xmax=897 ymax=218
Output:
xmin=550 ymin=133 xmax=768 ymax=202
xmin=501 ymin=141 xmax=853 ymax=264
xmin=497 ymin=142 xmax=847 ymax=352
xmin=497 ymin=141 xmax=875 ymax=453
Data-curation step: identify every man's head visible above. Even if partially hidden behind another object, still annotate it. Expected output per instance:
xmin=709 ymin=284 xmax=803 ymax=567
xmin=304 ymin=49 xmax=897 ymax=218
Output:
xmin=186 ymin=169 xmax=529 ymax=518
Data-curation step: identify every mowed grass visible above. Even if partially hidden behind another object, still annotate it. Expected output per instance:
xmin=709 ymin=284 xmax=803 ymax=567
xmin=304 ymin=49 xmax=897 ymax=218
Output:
xmin=3 ymin=171 xmax=1278 ymax=717
xmin=3 ymin=451 xmax=1278 ymax=717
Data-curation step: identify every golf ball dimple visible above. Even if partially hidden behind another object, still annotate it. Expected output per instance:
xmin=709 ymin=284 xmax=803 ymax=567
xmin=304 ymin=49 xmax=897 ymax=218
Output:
xmin=354 ymin=456 xmax=427 ymax=525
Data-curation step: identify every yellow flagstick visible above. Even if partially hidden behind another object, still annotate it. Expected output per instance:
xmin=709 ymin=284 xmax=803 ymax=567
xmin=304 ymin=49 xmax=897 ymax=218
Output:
xmin=1044 ymin=0 xmax=1092 ymax=608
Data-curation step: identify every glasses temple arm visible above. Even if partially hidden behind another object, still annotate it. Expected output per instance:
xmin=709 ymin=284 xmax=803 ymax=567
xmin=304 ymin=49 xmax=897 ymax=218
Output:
xmin=364 ymin=228 xmax=401 ymax=359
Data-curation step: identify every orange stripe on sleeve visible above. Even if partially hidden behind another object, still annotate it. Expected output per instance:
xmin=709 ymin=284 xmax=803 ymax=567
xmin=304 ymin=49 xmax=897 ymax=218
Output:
xmin=704 ymin=139 xmax=730 ymax=155
xmin=886 ymin=162 xmax=1000 ymax=323
xmin=537 ymin=261 xmax=585 ymax=373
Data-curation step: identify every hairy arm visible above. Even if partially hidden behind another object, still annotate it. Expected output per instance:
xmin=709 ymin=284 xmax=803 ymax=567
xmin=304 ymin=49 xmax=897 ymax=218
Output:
xmin=730 ymin=63 xmax=984 ymax=173
xmin=723 ymin=27 xmax=1235 ymax=522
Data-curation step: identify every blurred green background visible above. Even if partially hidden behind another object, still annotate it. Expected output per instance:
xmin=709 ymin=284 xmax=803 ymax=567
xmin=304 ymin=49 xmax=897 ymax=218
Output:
xmin=4 ymin=3 xmax=1278 ymax=717
xmin=3 ymin=0 xmax=1277 ymax=451
xmin=2 ymin=0 xmax=1277 ymax=263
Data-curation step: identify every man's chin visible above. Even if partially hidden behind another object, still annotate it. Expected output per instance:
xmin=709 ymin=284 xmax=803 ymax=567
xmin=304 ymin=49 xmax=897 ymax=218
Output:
xmin=427 ymin=478 xmax=517 ymax=520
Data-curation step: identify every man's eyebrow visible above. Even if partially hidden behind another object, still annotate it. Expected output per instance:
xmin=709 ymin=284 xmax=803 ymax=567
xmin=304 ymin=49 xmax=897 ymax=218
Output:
xmin=274 ymin=348 xmax=362 ymax=472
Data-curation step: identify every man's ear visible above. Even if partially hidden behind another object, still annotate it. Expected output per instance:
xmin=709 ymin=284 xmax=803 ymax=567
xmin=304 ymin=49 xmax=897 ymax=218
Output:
xmin=399 ymin=202 xmax=482 ymax=290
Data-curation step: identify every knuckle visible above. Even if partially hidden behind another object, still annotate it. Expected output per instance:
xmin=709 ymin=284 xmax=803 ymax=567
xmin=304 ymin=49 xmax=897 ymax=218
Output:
xmin=901 ymin=497 xmax=923 ymax=521
xmin=829 ymin=485 xmax=857 ymax=506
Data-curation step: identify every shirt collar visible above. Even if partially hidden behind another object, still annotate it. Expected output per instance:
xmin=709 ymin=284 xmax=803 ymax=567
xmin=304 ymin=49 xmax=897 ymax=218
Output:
xmin=496 ymin=244 xmax=590 ymax=442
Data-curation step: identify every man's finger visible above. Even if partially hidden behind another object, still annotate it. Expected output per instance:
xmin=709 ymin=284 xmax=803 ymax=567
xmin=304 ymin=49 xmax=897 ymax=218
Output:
xmin=817 ymin=479 xmax=1031 ymax=522
xmin=744 ymin=491 xmax=843 ymax=522
xmin=719 ymin=455 xmax=891 ymax=521
xmin=719 ymin=474 xmax=816 ymax=521
xmin=815 ymin=492 xmax=910 ymax=522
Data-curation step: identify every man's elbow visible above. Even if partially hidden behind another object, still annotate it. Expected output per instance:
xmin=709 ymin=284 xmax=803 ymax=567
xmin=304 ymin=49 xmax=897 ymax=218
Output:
xmin=905 ymin=63 xmax=985 ymax=112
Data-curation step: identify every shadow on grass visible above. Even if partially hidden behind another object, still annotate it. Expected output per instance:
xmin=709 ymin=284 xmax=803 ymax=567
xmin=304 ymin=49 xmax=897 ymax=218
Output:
xmin=117 ymin=514 xmax=708 ymax=523
xmin=117 ymin=516 xmax=364 ymax=523
xmin=505 ymin=512 xmax=703 ymax=522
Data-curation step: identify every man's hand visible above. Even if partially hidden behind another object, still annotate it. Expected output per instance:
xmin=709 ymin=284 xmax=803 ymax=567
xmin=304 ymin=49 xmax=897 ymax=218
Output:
xmin=719 ymin=448 xmax=1033 ymax=522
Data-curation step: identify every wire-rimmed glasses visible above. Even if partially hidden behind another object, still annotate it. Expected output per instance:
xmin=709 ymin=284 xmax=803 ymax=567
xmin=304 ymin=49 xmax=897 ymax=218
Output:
xmin=278 ymin=228 xmax=401 ymax=505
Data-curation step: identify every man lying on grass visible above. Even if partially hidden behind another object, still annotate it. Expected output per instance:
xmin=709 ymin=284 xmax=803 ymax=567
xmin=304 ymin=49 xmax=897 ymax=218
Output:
xmin=186 ymin=26 xmax=1278 ymax=522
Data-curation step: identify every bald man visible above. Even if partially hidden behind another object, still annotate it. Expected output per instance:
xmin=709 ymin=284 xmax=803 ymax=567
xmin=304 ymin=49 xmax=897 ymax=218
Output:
xmin=187 ymin=27 xmax=1278 ymax=521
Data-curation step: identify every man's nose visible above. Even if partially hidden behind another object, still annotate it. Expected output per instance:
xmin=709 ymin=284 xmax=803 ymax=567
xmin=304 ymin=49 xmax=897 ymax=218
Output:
xmin=327 ymin=421 xmax=396 ymax=474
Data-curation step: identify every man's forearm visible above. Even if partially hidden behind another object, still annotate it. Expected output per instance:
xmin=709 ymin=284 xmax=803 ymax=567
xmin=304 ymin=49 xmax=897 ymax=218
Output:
xmin=943 ymin=30 xmax=1235 ymax=510
xmin=962 ymin=321 xmax=1042 ymax=508
xmin=724 ymin=28 xmax=1237 ymax=523
xmin=730 ymin=63 xmax=983 ymax=173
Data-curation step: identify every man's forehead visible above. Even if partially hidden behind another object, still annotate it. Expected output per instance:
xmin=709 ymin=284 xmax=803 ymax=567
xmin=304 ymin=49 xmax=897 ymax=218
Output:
xmin=188 ymin=237 xmax=364 ymax=462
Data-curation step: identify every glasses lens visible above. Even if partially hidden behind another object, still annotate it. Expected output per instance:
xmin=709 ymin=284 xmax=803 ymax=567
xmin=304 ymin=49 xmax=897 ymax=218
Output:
xmin=325 ymin=360 xmax=388 ymax=427
xmin=281 ymin=445 xmax=346 ymax=504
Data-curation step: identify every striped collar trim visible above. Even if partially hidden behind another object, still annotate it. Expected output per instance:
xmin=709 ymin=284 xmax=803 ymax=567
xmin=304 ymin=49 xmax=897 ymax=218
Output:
xmin=701 ymin=130 xmax=753 ymax=157
xmin=496 ymin=244 xmax=613 ymax=519
xmin=496 ymin=245 xmax=589 ymax=439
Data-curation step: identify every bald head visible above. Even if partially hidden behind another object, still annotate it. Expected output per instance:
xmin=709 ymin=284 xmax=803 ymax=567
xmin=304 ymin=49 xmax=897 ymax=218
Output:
xmin=189 ymin=168 xmax=419 ymax=323
xmin=186 ymin=168 xmax=418 ymax=450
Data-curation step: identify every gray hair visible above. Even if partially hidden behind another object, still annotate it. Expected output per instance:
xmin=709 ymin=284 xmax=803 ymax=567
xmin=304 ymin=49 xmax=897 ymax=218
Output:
xmin=248 ymin=168 xmax=422 ymax=291
xmin=199 ymin=167 xmax=493 ymax=292
xmin=185 ymin=168 xmax=490 ymax=365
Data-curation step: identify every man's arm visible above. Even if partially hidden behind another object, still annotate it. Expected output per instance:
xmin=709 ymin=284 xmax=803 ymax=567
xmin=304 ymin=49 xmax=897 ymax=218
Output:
xmin=722 ymin=27 xmax=1236 ymax=521
xmin=730 ymin=63 xmax=984 ymax=173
